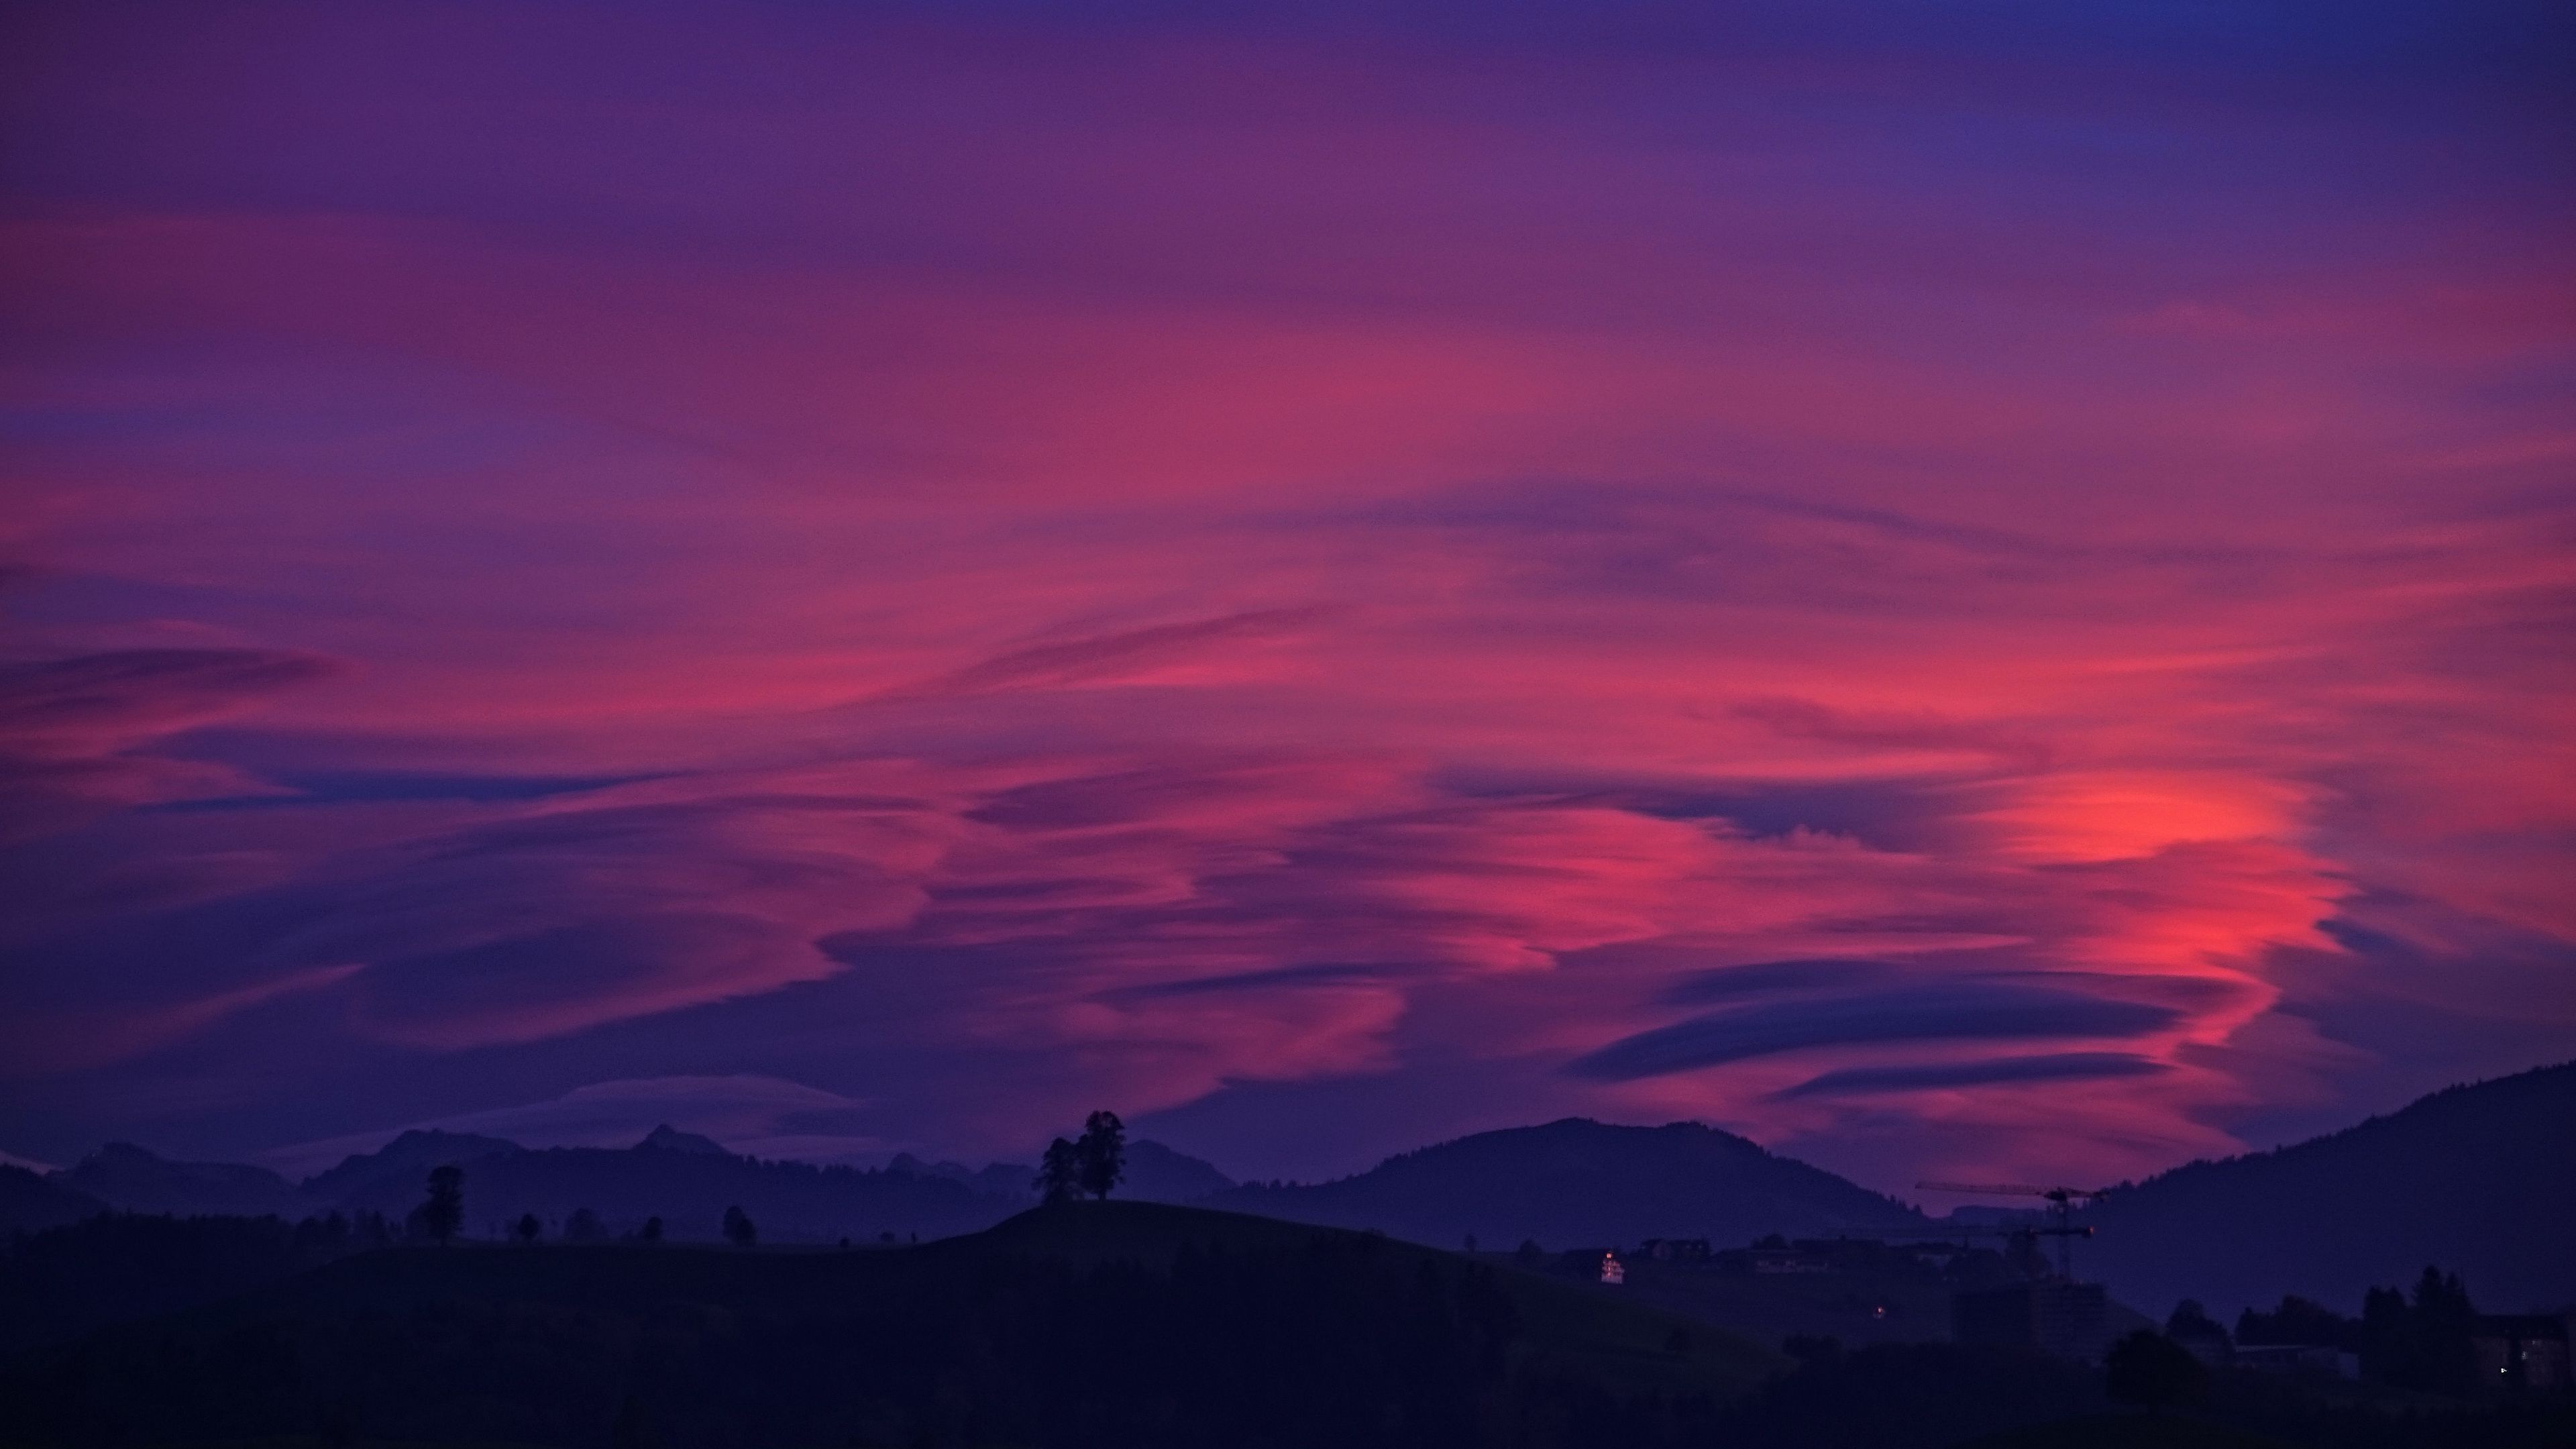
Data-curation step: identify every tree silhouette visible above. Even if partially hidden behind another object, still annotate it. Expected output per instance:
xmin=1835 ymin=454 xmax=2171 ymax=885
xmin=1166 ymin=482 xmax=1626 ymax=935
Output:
xmin=2363 ymin=1266 xmax=2478 ymax=1394
xmin=722 ymin=1205 xmax=757 ymax=1248
xmin=514 ymin=1212 xmax=541 ymax=1244
xmin=2236 ymin=1293 xmax=2359 ymax=1350
xmin=409 ymin=1165 xmax=464 ymax=1246
xmin=1036 ymin=1137 xmax=1083 ymax=1203
xmin=2165 ymin=1299 xmax=2222 ymax=1339
xmin=2105 ymin=1330 xmax=2206 ymax=1414
xmin=1075 ymin=1110 xmax=1126 ymax=1200
xmin=637 ymin=1215 xmax=664 ymax=1244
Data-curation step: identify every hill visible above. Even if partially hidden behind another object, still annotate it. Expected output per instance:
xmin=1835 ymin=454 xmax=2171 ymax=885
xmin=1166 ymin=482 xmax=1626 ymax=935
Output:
xmin=30 ymin=1128 xmax=1234 ymax=1243
xmin=1208 ymin=1118 xmax=1926 ymax=1250
xmin=0 ymin=1200 xmax=1782 ymax=1448
xmin=0 ymin=1164 xmax=105 ymax=1234
xmin=300 ymin=1128 xmax=527 ymax=1202
xmin=48 ymin=1142 xmax=313 ymax=1218
xmin=2081 ymin=1060 xmax=2576 ymax=1318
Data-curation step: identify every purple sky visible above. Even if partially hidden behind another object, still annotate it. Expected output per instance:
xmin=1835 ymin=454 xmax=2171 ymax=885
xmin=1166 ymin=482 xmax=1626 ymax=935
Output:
xmin=2 ymin=0 xmax=2571 ymax=1192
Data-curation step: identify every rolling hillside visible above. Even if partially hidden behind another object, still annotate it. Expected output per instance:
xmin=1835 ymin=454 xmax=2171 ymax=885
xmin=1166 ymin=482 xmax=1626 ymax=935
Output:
xmin=17 ymin=1126 xmax=1243 ymax=1244
xmin=1210 ymin=1118 xmax=1927 ymax=1250
xmin=2082 ymin=1059 xmax=2576 ymax=1318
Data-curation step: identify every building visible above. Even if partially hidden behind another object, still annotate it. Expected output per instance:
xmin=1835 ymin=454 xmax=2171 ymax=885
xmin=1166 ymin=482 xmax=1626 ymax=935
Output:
xmin=1599 ymin=1251 xmax=1626 ymax=1285
xmin=2473 ymin=1314 xmax=2573 ymax=1391
xmin=1638 ymin=1236 xmax=1711 ymax=1262
xmin=1952 ymin=1281 xmax=2109 ymax=1361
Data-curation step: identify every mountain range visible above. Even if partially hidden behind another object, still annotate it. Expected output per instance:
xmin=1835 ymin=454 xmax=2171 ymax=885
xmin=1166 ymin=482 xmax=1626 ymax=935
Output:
xmin=5 ymin=1124 xmax=1246 ymax=1247
xmin=9 ymin=1057 xmax=2570 ymax=1318
xmin=2078 ymin=1058 xmax=2576 ymax=1318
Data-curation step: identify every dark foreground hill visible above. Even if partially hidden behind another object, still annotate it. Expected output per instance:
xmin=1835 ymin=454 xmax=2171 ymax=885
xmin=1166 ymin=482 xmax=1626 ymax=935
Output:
xmin=2082 ymin=1059 xmax=2576 ymax=1318
xmin=1208 ymin=1118 xmax=1927 ymax=1250
xmin=0 ymin=1201 xmax=1780 ymax=1449
xmin=0 ymin=1212 xmax=360 ymax=1355
xmin=6 ymin=1203 xmax=2567 ymax=1449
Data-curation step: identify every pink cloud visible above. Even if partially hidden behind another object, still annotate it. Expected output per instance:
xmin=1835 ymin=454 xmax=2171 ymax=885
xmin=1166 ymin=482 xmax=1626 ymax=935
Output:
xmin=1 ymin=0 xmax=2569 ymax=1187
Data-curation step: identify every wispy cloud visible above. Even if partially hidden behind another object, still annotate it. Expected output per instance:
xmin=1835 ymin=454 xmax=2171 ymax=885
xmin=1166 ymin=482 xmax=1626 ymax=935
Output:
xmin=0 ymin=0 xmax=2568 ymax=1187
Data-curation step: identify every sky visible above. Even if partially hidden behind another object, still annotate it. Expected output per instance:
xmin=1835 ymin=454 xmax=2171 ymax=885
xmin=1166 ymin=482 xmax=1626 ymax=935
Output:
xmin=2 ymin=0 xmax=2571 ymax=1194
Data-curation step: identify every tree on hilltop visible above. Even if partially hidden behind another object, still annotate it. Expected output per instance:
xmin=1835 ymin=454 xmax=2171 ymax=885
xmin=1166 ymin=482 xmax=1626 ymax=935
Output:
xmin=1076 ymin=1110 xmax=1126 ymax=1201
xmin=409 ymin=1165 xmax=464 ymax=1245
xmin=1037 ymin=1137 xmax=1083 ymax=1203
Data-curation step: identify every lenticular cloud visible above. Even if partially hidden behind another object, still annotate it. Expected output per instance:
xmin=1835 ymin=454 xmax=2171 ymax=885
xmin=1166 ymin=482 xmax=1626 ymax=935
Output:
xmin=3 ymin=0 xmax=2571 ymax=1186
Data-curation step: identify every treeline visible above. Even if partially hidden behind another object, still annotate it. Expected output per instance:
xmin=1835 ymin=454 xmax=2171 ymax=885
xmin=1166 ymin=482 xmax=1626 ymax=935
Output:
xmin=2235 ymin=1266 xmax=2486 ymax=1395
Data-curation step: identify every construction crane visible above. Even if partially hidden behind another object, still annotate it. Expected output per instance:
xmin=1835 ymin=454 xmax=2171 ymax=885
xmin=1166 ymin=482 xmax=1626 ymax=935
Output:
xmin=1915 ymin=1181 xmax=2108 ymax=1281
xmin=1907 ymin=1220 xmax=2065 ymax=1283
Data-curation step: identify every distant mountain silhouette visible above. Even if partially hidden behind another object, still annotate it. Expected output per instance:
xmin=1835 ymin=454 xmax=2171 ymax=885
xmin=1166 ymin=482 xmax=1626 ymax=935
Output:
xmin=291 ymin=1130 xmax=1238 ymax=1240
xmin=297 ymin=1128 xmax=525 ymax=1202
xmin=318 ymin=1140 xmax=1013 ymax=1242
xmin=1208 ymin=1118 xmax=1925 ymax=1248
xmin=885 ymin=1138 xmax=1233 ymax=1205
xmin=48 ymin=1143 xmax=312 ymax=1219
xmin=0 ymin=1165 xmax=104 ymax=1234
xmin=635 ymin=1122 xmax=731 ymax=1155
xmin=25 ymin=1122 xmax=1236 ymax=1241
xmin=1112 ymin=1138 xmax=1238 ymax=1201
xmin=33 ymin=1062 xmax=2571 ymax=1315
xmin=885 ymin=1152 xmax=1036 ymax=1199
xmin=2080 ymin=1059 xmax=2576 ymax=1318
